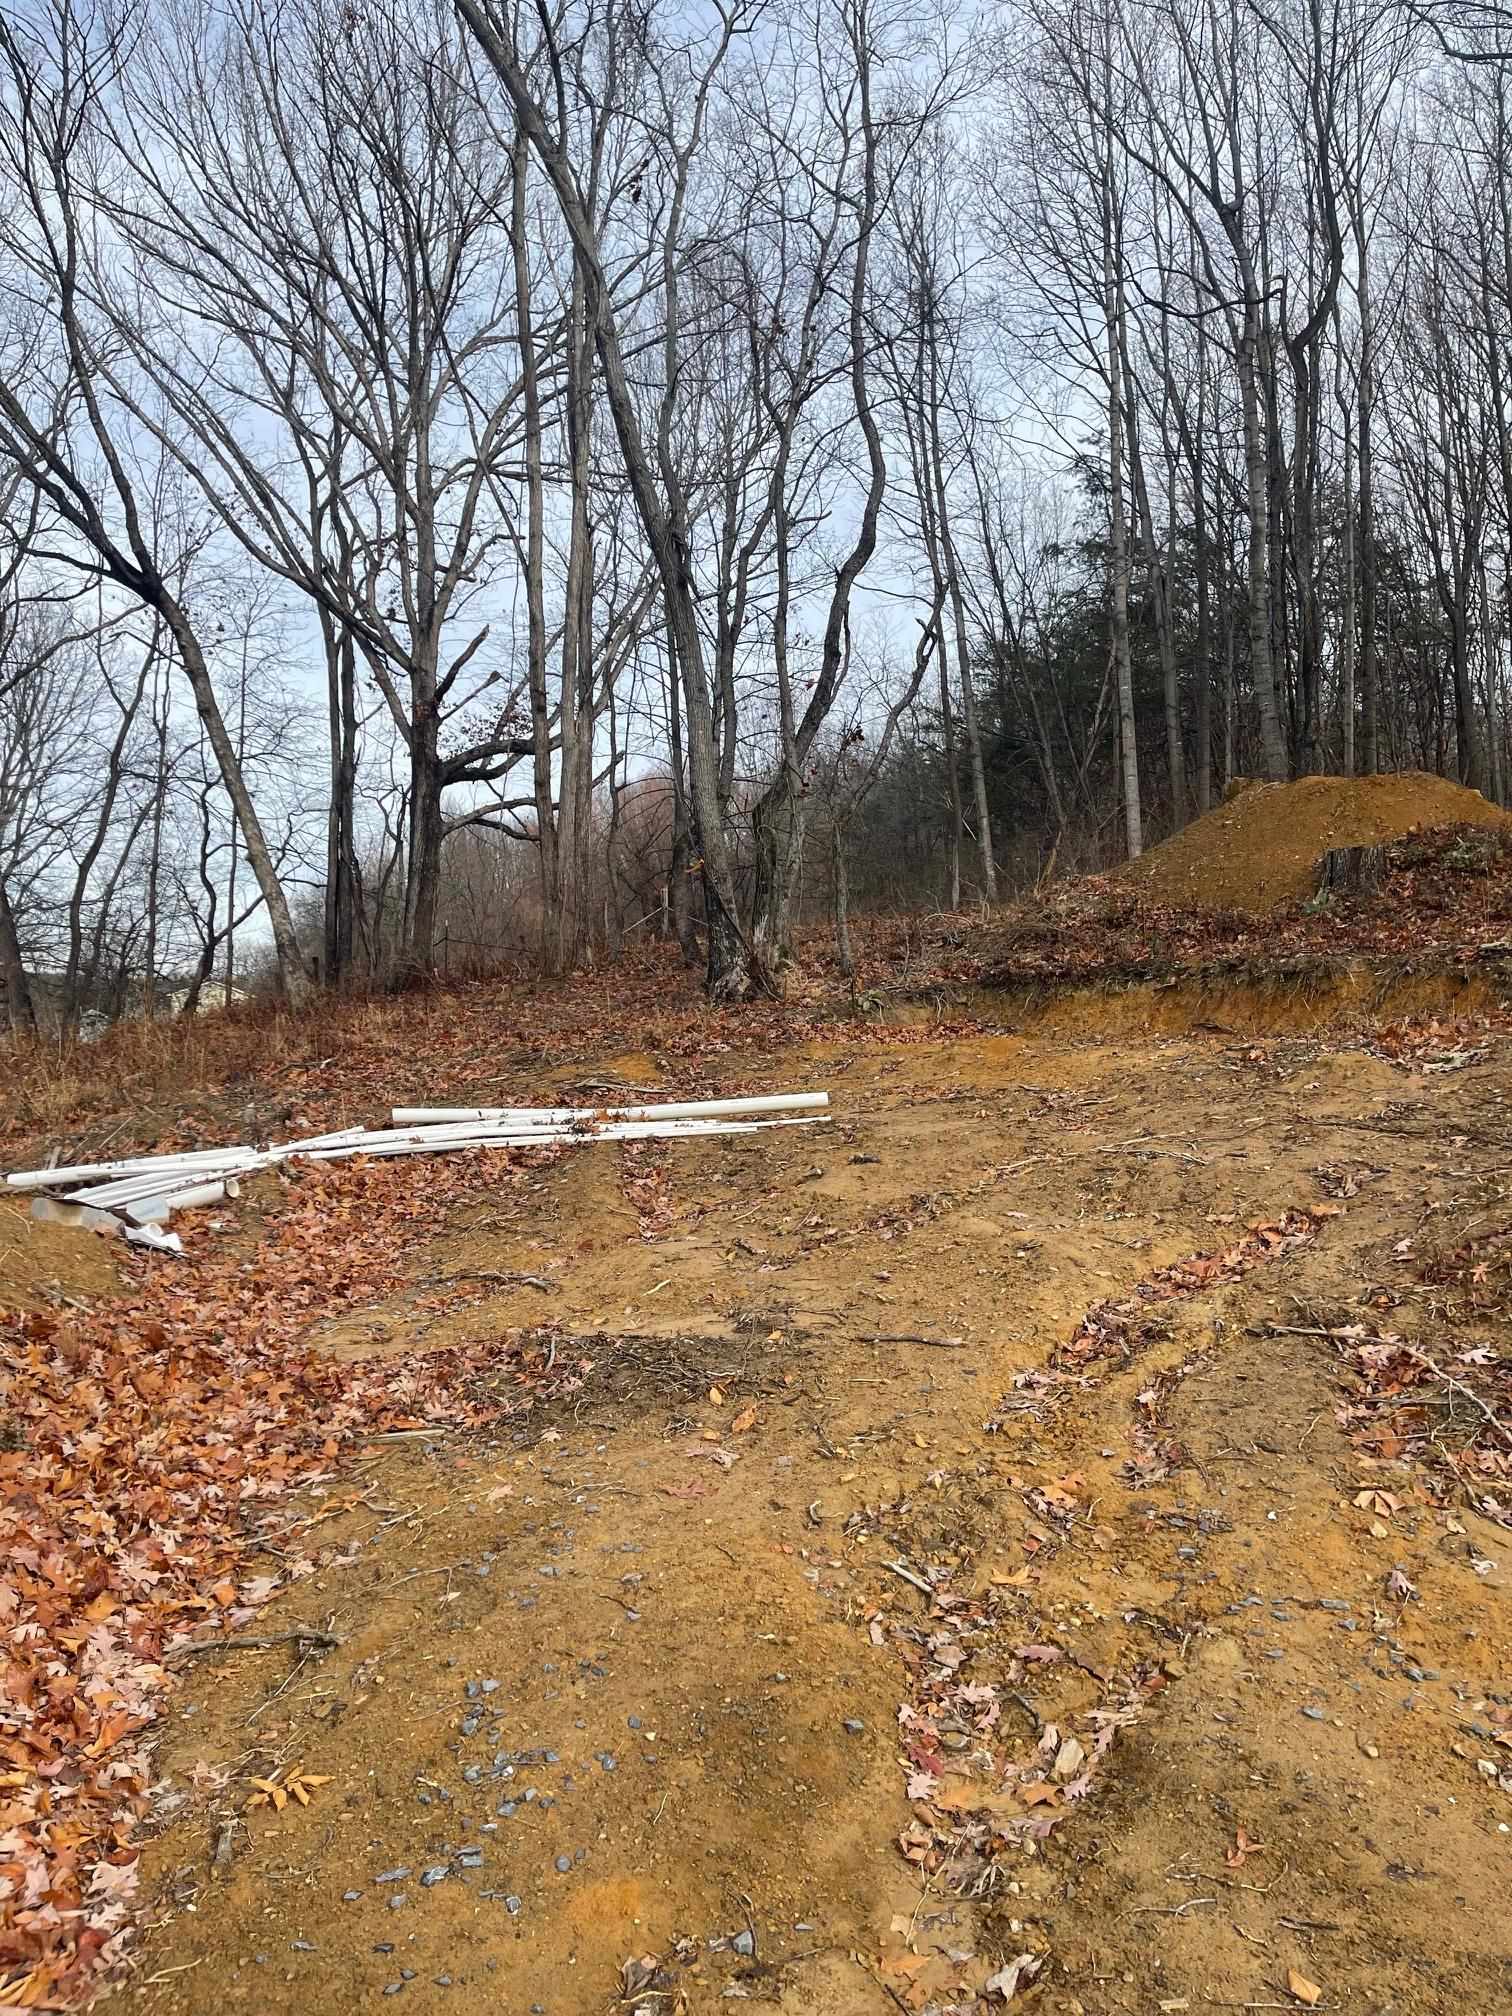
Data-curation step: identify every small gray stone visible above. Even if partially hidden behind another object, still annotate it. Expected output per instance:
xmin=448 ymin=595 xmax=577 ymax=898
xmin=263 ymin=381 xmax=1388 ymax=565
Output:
xmin=628 ymin=1715 xmax=642 ymax=1730
xmin=401 ymin=1971 xmax=416 ymax=1982
xmin=421 ymin=1866 xmax=449 ymax=1888
xmin=462 ymin=1765 xmax=482 ymax=1784
xmin=505 ymin=1895 xmax=522 ymax=1914
xmin=383 ymin=1984 xmax=405 ymax=1997
xmin=733 ymin=1930 xmax=756 ymax=1957
xmin=461 ymin=1712 xmax=481 ymax=1737
xmin=482 ymin=1679 xmax=500 ymax=1694
xmin=388 ymin=1895 xmax=407 ymax=1911
xmin=1319 ymin=1598 xmax=1349 ymax=1612
xmin=600 ymin=1754 xmax=617 ymax=1771
xmin=292 ymin=1940 xmax=317 ymax=1952
xmin=842 ymin=1718 xmax=865 ymax=1735
xmin=1302 ymin=1706 xmax=1326 ymax=1721
xmin=376 ymin=1869 xmax=410 ymax=1884
xmin=465 ymin=1680 xmax=481 ymax=1699
xmin=342 ymin=1890 xmax=363 ymax=1903
xmin=373 ymin=1944 xmax=395 ymax=1955
xmin=554 ymin=1855 xmax=572 ymax=1873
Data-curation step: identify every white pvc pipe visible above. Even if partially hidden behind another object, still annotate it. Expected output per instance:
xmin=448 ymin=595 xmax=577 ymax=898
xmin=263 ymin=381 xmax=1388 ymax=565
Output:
xmin=158 ymin=1179 xmax=230 ymax=1212
xmin=301 ymin=1113 xmax=827 ymax=1161
xmin=390 ymin=1092 xmax=829 ymax=1127
xmin=11 ymin=1099 xmax=830 ymax=1210
xmin=68 ymin=1155 xmax=268 ymax=1206
xmin=7 ymin=1145 xmax=259 ymax=1191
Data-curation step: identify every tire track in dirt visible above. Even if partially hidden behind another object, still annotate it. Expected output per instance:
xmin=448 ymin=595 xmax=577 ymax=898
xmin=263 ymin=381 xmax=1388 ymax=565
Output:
xmin=832 ymin=1200 xmax=1348 ymax=2010
xmin=850 ymin=1161 xmax=1512 ymax=2016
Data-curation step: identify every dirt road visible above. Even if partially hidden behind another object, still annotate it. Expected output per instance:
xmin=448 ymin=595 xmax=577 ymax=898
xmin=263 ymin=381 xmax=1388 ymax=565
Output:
xmin=99 ymin=1013 xmax=1512 ymax=2015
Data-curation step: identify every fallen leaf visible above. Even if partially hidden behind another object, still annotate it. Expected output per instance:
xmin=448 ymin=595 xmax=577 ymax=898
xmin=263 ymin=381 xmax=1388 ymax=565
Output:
xmin=1354 ymin=1488 xmax=1402 ymax=1516
xmin=983 ymin=1953 xmax=1043 ymax=2001
xmin=1287 ymin=1968 xmax=1321 ymax=2007
xmin=730 ymin=1406 xmax=758 ymax=1434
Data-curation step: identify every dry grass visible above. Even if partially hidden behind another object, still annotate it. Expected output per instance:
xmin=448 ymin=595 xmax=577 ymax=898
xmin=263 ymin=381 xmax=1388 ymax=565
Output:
xmin=0 ymin=991 xmax=445 ymax=1156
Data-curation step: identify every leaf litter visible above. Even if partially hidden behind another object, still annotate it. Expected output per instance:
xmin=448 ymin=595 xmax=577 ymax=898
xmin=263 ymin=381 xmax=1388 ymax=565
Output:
xmin=0 ymin=1147 xmax=585 ymax=2007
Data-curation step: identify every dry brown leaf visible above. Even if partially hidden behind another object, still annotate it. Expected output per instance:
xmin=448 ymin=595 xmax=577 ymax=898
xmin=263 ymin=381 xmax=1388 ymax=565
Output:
xmin=1287 ymin=1968 xmax=1321 ymax=2006
xmin=730 ymin=1406 xmax=758 ymax=1434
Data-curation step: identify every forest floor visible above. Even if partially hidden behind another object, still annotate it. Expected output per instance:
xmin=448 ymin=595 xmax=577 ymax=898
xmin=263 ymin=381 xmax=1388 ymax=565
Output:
xmin=5 ymin=835 xmax=1512 ymax=2016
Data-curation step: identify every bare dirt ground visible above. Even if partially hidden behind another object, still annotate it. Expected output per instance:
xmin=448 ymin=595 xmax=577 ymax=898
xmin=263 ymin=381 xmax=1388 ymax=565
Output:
xmin=18 ymin=993 xmax=1500 ymax=2016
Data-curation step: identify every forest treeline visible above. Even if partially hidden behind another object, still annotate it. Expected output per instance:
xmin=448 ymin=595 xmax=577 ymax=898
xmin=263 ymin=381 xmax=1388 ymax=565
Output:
xmin=3 ymin=0 xmax=1512 ymax=1020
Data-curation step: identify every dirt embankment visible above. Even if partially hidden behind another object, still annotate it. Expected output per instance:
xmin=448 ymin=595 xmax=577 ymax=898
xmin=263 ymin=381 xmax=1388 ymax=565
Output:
xmin=1127 ymin=771 xmax=1512 ymax=913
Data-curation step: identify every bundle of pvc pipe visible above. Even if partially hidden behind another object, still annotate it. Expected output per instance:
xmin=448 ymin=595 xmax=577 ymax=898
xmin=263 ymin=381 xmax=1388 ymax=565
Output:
xmin=6 ymin=1090 xmax=829 ymax=1243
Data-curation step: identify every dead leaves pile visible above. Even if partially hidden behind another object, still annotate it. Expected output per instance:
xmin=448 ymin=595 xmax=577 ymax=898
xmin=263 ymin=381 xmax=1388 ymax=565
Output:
xmin=1332 ymin=1326 xmax=1512 ymax=1526
xmin=1055 ymin=1210 xmax=1323 ymax=1376
xmin=850 ymin=1529 xmax=1155 ymax=1921
xmin=0 ymin=1148 xmax=580 ymax=2007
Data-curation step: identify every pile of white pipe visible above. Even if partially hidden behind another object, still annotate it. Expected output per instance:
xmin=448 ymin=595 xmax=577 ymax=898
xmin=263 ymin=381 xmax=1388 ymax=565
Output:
xmin=5 ymin=1091 xmax=829 ymax=1250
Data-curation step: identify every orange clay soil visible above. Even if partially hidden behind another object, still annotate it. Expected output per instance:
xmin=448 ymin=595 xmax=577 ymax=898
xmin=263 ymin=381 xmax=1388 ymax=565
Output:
xmin=5 ymin=993 xmax=1511 ymax=2016
xmin=1127 ymin=770 xmax=1512 ymax=913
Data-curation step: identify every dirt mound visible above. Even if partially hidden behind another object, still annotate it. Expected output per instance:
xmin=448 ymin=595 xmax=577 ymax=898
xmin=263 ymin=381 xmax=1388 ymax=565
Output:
xmin=1128 ymin=770 xmax=1512 ymax=912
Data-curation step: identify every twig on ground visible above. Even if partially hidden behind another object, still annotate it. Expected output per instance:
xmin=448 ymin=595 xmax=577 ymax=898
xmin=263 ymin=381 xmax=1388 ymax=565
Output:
xmin=1125 ymin=1896 xmax=1216 ymax=1919
xmin=883 ymin=1559 xmax=936 ymax=1596
xmin=1405 ymin=1346 xmax=1512 ymax=1450
xmin=169 ymin=1628 xmax=341 ymax=1662
xmin=859 ymin=1332 xmax=964 ymax=1348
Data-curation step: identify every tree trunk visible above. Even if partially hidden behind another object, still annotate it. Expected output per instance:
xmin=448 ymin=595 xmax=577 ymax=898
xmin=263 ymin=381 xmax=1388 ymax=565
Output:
xmin=1355 ymin=213 xmax=1380 ymax=775
xmin=512 ymin=134 xmax=561 ymax=973
xmin=160 ymin=593 xmax=310 ymax=1003
xmin=1105 ymin=163 xmax=1142 ymax=859
xmin=832 ymin=820 xmax=855 ymax=980
xmin=1340 ymin=400 xmax=1356 ymax=776
xmin=0 ymin=872 xmax=35 ymax=1033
